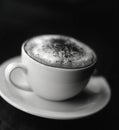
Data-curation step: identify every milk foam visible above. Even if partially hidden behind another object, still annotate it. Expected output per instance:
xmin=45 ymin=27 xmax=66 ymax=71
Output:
xmin=25 ymin=35 xmax=96 ymax=68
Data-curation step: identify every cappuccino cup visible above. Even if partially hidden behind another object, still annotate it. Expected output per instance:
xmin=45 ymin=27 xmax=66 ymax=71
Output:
xmin=5 ymin=35 xmax=97 ymax=101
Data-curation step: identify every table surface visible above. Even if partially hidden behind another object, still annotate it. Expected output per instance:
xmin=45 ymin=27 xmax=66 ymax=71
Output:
xmin=0 ymin=0 xmax=117 ymax=129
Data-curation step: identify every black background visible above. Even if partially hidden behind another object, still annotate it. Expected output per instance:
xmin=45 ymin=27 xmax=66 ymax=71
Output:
xmin=0 ymin=0 xmax=118 ymax=129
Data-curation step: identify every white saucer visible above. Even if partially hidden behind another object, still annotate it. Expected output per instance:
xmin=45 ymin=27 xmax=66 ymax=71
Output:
xmin=0 ymin=56 xmax=111 ymax=120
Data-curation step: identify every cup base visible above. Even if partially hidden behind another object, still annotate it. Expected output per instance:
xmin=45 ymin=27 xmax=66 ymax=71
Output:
xmin=0 ymin=57 xmax=111 ymax=119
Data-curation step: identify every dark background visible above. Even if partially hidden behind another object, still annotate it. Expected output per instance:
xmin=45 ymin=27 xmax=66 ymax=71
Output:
xmin=0 ymin=0 xmax=118 ymax=129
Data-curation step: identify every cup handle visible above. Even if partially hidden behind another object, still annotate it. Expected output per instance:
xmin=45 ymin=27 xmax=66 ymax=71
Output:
xmin=5 ymin=63 xmax=32 ymax=91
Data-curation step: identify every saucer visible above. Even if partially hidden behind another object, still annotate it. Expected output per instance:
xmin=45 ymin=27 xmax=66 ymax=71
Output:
xmin=0 ymin=56 xmax=111 ymax=120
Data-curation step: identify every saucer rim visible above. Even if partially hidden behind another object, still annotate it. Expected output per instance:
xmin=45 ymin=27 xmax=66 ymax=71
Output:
xmin=0 ymin=56 xmax=111 ymax=120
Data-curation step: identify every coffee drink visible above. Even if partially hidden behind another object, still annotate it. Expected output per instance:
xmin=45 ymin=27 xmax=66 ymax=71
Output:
xmin=24 ymin=35 xmax=96 ymax=69
xmin=5 ymin=34 xmax=97 ymax=100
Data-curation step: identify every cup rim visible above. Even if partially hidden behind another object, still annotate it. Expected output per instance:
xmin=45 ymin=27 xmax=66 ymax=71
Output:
xmin=22 ymin=37 xmax=97 ymax=71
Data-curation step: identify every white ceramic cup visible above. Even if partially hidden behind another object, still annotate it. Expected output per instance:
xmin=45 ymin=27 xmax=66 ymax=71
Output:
xmin=5 ymin=37 xmax=97 ymax=101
